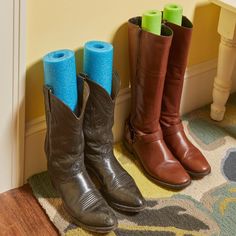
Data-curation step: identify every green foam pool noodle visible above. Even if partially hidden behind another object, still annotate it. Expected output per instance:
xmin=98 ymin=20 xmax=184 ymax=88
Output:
xmin=163 ymin=3 xmax=183 ymax=26
xmin=142 ymin=10 xmax=162 ymax=35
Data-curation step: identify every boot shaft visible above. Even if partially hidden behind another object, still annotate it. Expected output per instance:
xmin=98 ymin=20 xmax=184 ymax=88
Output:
xmin=161 ymin=17 xmax=193 ymax=125
xmin=128 ymin=17 xmax=173 ymax=133
xmin=128 ymin=17 xmax=142 ymax=87
xmin=83 ymin=72 xmax=120 ymax=155
xmin=43 ymin=75 xmax=90 ymax=179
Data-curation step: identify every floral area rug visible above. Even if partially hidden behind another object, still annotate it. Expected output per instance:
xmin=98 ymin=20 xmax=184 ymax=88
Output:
xmin=28 ymin=93 xmax=236 ymax=236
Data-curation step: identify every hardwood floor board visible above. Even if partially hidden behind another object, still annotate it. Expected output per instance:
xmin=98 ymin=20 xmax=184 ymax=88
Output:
xmin=0 ymin=185 xmax=58 ymax=236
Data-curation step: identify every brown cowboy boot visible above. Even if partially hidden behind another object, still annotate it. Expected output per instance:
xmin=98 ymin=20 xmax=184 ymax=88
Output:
xmin=43 ymin=75 xmax=117 ymax=233
xmin=160 ymin=17 xmax=211 ymax=178
xmin=83 ymin=72 xmax=146 ymax=212
xmin=124 ymin=16 xmax=191 ymax=189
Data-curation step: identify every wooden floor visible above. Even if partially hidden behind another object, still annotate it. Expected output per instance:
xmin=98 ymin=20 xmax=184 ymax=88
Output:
xmin=0 ymin=184 xmax=58 ymax=236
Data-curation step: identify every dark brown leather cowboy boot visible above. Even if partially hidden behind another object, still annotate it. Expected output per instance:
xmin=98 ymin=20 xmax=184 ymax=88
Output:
xmin=123 ymin=17 xmax=191 ymax=189
xmin=160 ymin=17 xmax=211 ymax=178
xmin=83 ymin=72 xmax=146 ymax=212
xmin=43 ymin=75 xmax=117 ymax=233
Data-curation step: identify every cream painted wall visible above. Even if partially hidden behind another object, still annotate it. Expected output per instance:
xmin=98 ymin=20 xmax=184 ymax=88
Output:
xmin=26 ymin=0 xmax=220 ymax=122
xmin=189 ymin=3 xmax=220 ymax=66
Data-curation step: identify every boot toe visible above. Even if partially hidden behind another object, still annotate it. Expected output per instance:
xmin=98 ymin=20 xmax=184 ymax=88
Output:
xmin=184 ymin=153 xmax=211 ymax=177
xmin=106 ymin=185 xmax=146 ymax=212
xmin=64 ymin=193 xmax=117 ymax=232
xmin=79 ymin=203 xmax=117 ymax=231
xmin=154 ymin=162 xmax=191 ymax=188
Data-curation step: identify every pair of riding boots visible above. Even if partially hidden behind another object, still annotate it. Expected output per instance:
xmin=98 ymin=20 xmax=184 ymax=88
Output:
xmin=124 ymin=16 xmax=211 ymax=189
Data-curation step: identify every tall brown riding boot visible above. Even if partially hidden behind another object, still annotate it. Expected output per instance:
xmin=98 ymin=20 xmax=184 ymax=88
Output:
xmin=160 ymin=17 xmax=211 ymax=178
xmin=124 ymin=17 xmax=191 ymax=189
xmin=83 ymin=72 xmax=146 ymax=212
xmin=43 ymin=75 xmax=117 ymax=233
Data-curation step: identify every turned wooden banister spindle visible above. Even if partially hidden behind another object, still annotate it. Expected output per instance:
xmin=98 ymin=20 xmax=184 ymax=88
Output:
xmin=209 ymin=1 xmax=236 ymax=121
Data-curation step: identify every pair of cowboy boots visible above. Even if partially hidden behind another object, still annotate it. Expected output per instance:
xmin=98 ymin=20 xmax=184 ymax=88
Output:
xmin=124 ymin=16 xmax=211 ymax=189
xmin=43 ymin=72 xmax=145 ymax=233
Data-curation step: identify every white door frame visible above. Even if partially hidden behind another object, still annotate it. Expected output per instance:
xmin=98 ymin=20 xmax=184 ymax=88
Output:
xmin=12 ymin=0 xmax=26 ymax=189
xmin=0 ymin=0 xmax=26 ymax=192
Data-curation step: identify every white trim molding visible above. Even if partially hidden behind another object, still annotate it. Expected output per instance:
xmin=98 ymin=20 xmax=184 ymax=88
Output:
xmin=184 ymin=59 xmax=217 ymax=78
xmin=25 ymin=59 xmax=220 ymax=181
xmin=0 ymin=0 xmax=26 ymax=192
xmin=181 ymin=59 xmax=217 ymax=115
xmin=12 ymin=0 xmax=26 ymax=189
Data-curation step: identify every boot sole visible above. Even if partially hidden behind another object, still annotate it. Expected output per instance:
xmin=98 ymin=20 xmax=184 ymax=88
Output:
xmin=109 ymin=200 xmax=146 ymax=213
xmin=123 ymin=140 xmax=191 ymax=190
xmin=187 ymin=169 xmax=211 ymax=179
xmin=63 ymin=203 xmax=117 ymax=233
xmin=86 ymin=166 xmax=146 ymax=213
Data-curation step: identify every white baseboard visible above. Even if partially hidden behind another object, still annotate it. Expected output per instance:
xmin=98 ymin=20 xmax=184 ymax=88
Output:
xmin=25 ymin=59 xmax=228 ymax=181
xmin=181 ymin=59 xmax=217 ymax=115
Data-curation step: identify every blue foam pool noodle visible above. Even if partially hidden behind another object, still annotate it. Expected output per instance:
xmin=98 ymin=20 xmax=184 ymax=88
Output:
xmin=83 ymin=41 xmax=113 ymax=95
xmin=43 ymin=49 xmax=78 ymax=112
